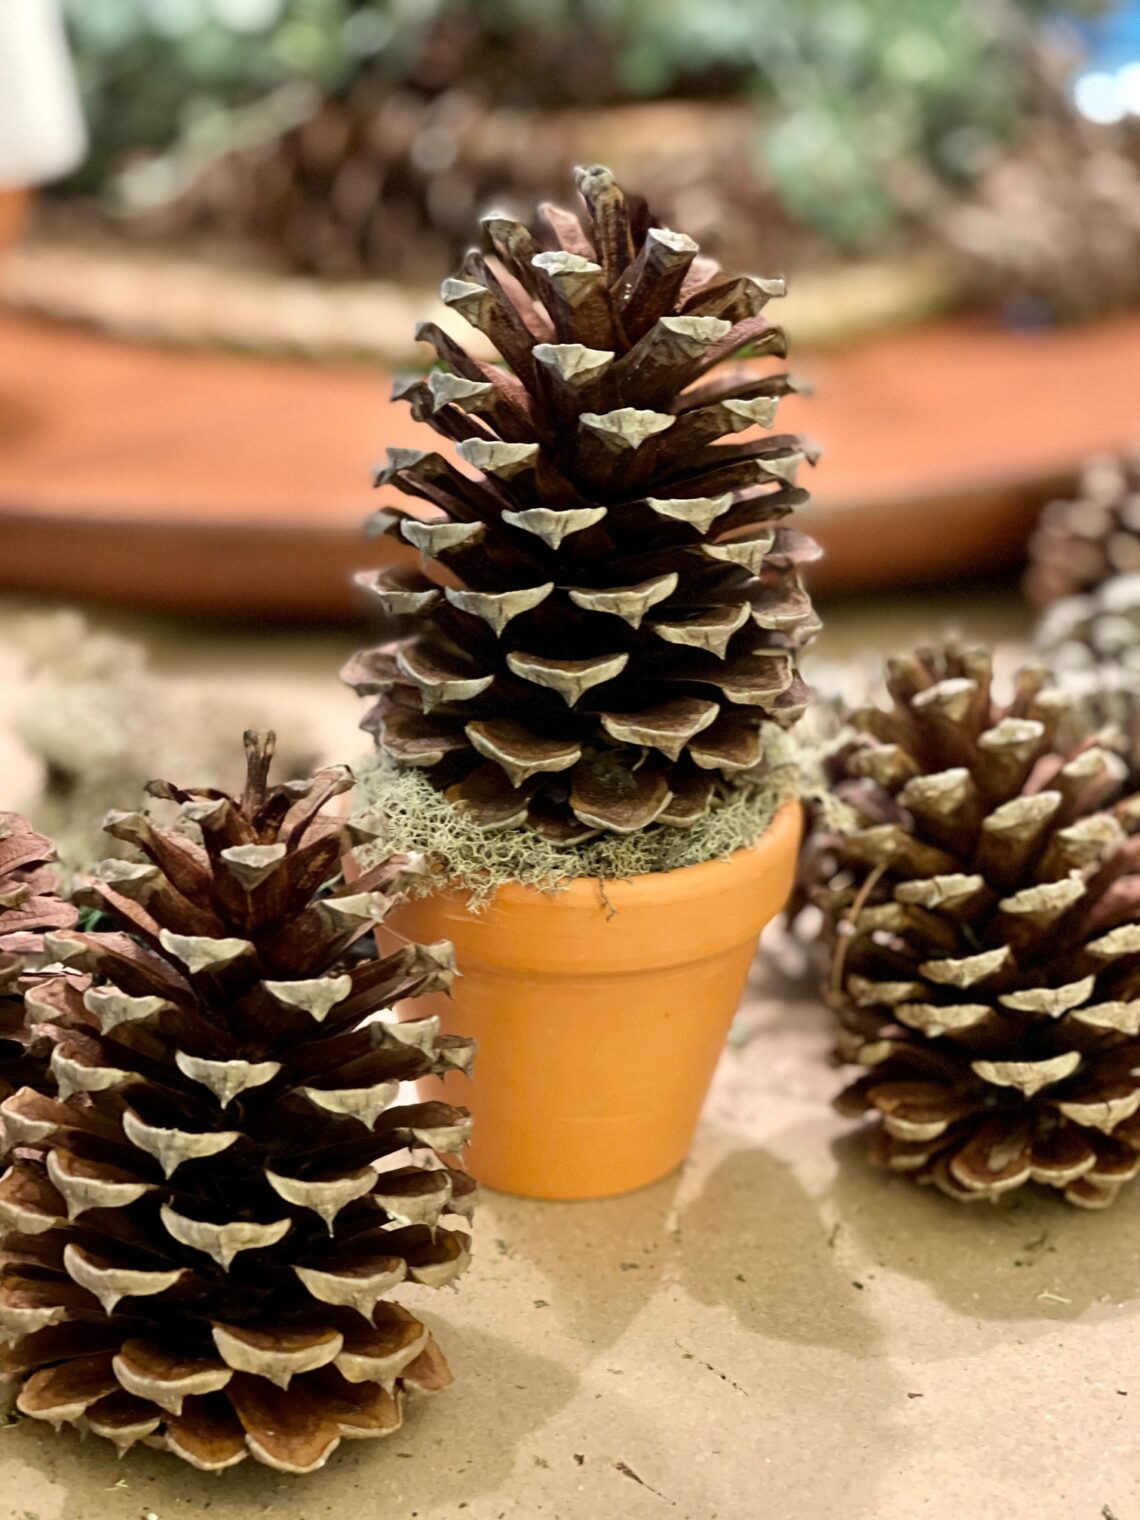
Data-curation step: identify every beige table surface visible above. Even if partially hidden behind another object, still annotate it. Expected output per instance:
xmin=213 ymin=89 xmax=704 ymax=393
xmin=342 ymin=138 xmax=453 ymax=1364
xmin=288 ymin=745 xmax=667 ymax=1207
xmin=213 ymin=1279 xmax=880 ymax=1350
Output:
xmin=4 ymin=590 xmax=1135 ymax=1520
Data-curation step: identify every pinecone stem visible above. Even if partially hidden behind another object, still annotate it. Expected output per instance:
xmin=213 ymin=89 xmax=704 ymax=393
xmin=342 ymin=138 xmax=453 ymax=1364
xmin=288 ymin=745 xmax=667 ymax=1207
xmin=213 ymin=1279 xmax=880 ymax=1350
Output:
xmin=241 ymin=730 xmax=277 ymax=818
xmin=828 ymin=861 xmax=887 ymax=1000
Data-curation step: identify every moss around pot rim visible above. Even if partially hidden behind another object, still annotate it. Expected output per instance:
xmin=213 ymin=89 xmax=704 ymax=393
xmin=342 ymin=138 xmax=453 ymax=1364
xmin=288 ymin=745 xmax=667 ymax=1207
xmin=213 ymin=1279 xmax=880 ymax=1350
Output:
xmin=352 ymin=723 xmax=809 ymax=909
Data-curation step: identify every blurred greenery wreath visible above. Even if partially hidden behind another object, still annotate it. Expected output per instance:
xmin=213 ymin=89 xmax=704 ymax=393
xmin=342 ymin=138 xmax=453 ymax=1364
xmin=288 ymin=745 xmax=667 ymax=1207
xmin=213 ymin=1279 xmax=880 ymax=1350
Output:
xmin=61 ymin=0 xmax=1095 ymax=249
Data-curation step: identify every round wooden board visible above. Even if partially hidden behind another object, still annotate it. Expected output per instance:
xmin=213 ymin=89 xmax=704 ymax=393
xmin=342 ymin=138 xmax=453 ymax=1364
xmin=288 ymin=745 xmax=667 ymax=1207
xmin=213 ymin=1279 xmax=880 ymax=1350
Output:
xmin=2 ymin=310 xmax=1137 ymax=617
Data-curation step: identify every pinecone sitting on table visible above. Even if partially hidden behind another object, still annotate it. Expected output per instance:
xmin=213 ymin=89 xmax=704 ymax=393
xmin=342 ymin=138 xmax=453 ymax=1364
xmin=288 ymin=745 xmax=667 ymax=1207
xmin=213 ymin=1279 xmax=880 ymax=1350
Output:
xmin=0 ymin=735 xmax=474 ymax=1472
xmin=816 ymin=643 xmax=1140 ymax=1208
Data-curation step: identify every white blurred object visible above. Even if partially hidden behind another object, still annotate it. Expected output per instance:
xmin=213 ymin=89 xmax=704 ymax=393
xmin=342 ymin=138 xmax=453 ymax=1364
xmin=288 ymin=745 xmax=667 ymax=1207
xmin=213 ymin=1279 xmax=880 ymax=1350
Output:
xmin=0 ymin=0 xmax=86 ymax=190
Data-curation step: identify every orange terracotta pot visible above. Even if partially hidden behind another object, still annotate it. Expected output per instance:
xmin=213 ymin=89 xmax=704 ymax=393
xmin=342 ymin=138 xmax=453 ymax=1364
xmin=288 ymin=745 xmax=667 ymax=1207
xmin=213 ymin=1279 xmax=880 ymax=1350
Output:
xmin=388 ymin=800 xmax=803 ymax=1200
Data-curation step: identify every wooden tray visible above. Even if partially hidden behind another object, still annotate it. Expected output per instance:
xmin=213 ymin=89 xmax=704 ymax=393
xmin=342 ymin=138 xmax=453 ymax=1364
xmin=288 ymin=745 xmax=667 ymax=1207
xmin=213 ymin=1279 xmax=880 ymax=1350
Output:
xmin=2 ymin=311 xmax=1138 ymax=617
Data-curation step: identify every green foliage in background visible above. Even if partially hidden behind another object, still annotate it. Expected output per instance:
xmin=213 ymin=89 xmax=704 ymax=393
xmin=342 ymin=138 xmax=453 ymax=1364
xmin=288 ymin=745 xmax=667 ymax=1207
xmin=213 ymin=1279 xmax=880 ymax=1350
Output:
xmin=702 ymin=0 xmax=1063 ymax=246
xmin=473 ymin=0 xmax=1084 ymax=246
xmin=62 ymin=0 xmax=1089 ymax=246
xmin=62 ymin=0 xmax=370 ymax=190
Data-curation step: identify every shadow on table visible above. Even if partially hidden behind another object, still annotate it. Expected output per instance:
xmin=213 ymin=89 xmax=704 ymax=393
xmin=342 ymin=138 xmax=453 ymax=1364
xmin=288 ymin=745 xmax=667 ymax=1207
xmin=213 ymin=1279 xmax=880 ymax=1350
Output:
xmin=484 ymin=1128 xmax=893 ymax=1362
xmin=479 ymin=1132 xmax=888 ymax=1358
xmin=672 ymin=1141 xmax=908 ymax=1520
xmin=676 ymin=1139 xmax=881 ymax=1357
xmin=475 ymin=1169 xmax=684 ymax=1351
xmin=826 ymin=1130 xmax=1140 ymax=1330
xmin=5 ymin=1322 xmax=577 ymax=1519
xmin=502 ymin=1140 xmax=908 ymax=1520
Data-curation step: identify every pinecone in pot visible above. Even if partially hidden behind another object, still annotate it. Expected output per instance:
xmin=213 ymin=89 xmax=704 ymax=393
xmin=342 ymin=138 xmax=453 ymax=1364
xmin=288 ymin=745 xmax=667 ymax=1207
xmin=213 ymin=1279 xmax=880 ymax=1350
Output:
xmin=0 ymin=734 xmax=475 ymax=1472
xmin=1026 ymin=447 xmax=1140 ymax=609
xmin=0 ymin=815 xmax=76 ymax=1102
xmin=345 ymin=163 xmax=819 ymax=842
xmin=817 ymin=643 xmax=1140 ymax=1208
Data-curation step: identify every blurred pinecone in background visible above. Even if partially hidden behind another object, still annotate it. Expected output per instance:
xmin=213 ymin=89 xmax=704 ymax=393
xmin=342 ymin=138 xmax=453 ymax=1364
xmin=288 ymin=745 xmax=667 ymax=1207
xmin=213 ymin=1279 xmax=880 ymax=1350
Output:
xmin=0 ymin=816 xmax=75 ymax=1104
xmin=50 ymin=1 xmax=1139 ymax=329
xmin=1030 ymin=479 xmax=1140 ymax=780
xmin=1036 ymin=571 xmax=1140 ymax=687
xmin=0 ymin=736 xmax=474 ymax=1471
xmin=156 ymin=87 xmax=796 ymax=286
xmin=817 ymin=642 xmax=1140 ymax=1208
xmin=1034 ymin=572 xmax=1140 ymax=802
xmin=919 ymin=53 xmax=1140 ymax=324
xmin=1026 ymin=448 xmax=1140 ymax=609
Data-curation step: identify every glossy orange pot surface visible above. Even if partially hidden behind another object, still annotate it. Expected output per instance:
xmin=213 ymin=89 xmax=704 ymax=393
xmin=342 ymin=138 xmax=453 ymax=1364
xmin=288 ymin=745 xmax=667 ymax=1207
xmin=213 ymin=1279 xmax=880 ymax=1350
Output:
xmin=389 ymin=800 xmax=803 ymax=1199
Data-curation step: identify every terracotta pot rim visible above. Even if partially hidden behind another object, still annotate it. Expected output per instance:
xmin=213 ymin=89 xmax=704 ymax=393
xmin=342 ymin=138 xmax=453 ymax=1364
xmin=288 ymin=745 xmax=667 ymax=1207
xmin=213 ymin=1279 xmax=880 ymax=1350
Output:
xmin=397 ymin=799 xmax=803 ymax=976
xmin=438 ymin=796 xmax=803 ymax=910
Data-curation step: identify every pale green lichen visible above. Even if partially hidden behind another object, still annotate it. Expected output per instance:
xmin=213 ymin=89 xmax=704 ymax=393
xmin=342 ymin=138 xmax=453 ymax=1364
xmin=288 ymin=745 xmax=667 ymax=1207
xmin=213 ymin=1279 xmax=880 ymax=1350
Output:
xmin=353 ymin=723 xmax=834 ymax=909
xmin=12 ymin=612 xmax=317 ymax=877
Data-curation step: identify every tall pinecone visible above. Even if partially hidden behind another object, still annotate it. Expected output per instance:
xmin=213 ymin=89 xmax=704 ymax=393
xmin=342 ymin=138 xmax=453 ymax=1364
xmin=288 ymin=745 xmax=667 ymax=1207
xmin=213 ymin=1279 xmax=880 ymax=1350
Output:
xmin=818 ymin=644 xmax=1140 ymax=1209
xmin=0 ymin=815 xmax=75 ymax=1101
xmin=346 ymin=164 xmax=818 ymax=841
xmin=1026 ymin=448 xmax=1140 ymax=608
xmin=0 ymin=735 xmax=475 ymax=1473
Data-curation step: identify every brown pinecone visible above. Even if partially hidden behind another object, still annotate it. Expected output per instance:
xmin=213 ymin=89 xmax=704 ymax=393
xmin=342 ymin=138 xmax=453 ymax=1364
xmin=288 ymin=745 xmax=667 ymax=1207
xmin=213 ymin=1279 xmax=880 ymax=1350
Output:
xmin=0 ymin=815 xmax=76 ymax=1102
xmin=159 ymin=77 xmax=803 ymax=286
xmin=0 ymin=734 xmax=474 ymax=1473
xmin=923 ymin=44 xmax=1140 ymax=326
xmin=1026 ymin=448 xmax=1140 ymax=608
xmin=345 ymin=163 xmax=819 ymax=842
xmin=1035 ymin=568 xmax=1140 ymax=688
xmin=817 ymin=643 xmax=1140 ymax=1209
xmin=1035 ymin=575 xmax=1140 ymax=795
